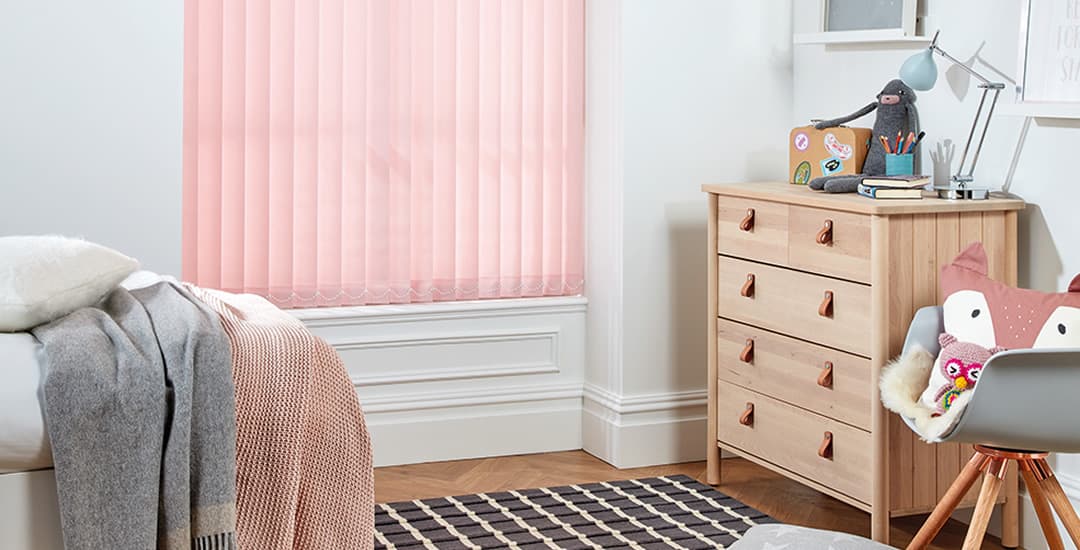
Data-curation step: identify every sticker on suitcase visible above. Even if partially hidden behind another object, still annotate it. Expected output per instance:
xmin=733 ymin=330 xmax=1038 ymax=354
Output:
xmin=824 ymin=132 xmax=853 ymax=160
xmin=820 ymin=156 xmax=843 ymax=176
xmin=793 ymin=161 xmax=812 ymax=184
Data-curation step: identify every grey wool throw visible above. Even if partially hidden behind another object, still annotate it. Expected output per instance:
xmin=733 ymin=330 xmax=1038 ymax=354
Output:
xmin=31 ymin=282 xmax=238 ymax=550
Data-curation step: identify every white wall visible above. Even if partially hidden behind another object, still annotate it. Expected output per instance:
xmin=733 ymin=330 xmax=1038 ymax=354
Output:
xmin=584 ymin=0 xmax=794 ymax=467
xmin=0 ymin=1 xmax=183 ymax=275
xmin=794 ymin=1 xmax=1080 ymax=546
xmin=620 ymin=0 xmax=793 ymax=395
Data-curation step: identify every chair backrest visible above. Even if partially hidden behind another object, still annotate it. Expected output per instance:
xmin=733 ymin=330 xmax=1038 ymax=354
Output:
xmin=944 ymin=348 xmax=1080 ymax=453
xmin=902 ymin=306 xmax=1080 ymax=452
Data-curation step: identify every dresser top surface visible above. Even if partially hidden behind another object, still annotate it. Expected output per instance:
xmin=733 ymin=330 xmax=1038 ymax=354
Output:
xmin=701 ymin=182 xmax=1025 ymax=215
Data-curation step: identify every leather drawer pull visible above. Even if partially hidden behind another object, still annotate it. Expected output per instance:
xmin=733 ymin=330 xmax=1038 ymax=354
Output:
xmin=818 ymin=432 xmax=834 ymax=460
xmin=815 ymin=219 xmax=834 ymax=245
xmin=739 ymin=208 xmax=755 ymax=232
xmin=818 ymin=361 xmax=834 ymax=388
xmin=739 ymin=403 xmax=755 ymax=426
xmin=739 ymin=338 xmax=755 ymax=363
xmin=740 ymin=274 xmax=755 ymax=298
xmin=818 ymin=290 xmax=834 ymax=318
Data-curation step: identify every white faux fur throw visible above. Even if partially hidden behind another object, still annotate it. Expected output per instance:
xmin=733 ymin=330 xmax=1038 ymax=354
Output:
xmin=879 ymin=346 xmax=973 ymax=442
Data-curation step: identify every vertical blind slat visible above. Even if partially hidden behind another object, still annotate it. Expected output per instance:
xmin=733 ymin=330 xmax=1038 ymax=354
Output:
xmin=242 ymin=0 xmax=271 ymax=297
xmin=409 ymin=0 xmax=435 ymax=300
xmin=220 ymin=0 xmax=246 ymax=293
xmin=542 ymin=0 xmax=564 ymax=295
xmin=292 ymin=0 xmax=319 ymax=301
xmin=182 ymin=0 xmax=200 ymax=285
xmin=520 ymin=0 xmax=544 ymax=297
xmin=454 ymin=0 xmax=480 ymax=301
xmin=195 ymin=0 xmax=224 ymax=289
xmin=267 ymin=0 xmax=295 ymax=301
xmin=184 ymin=0 xmax=583 ymax=307
xmin=364 ymin=0 xmax=389 ymax=303
xmin=316 ymin=0 xmax=345 ymax=306
xmin=388 ymin=0 xmax=412 ymax=303
xmin=477 ymin=0 xmax=500 ymax=298
xmin=431 ymin=0 xmax=457 ymax=300
xmin=499 ymin=0 xmax=524 ymax=295
xmin=564 ymin=0 xmax=586 ymax=289
xmin=340 ymin=0 xmax=366 ymax=299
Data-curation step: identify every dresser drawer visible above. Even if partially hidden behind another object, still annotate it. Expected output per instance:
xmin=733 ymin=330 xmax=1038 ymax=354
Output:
xmin=717 ymin=257 xmax=872 ymax=356
xmin=717 ymin=381 xmax=872 ymax=504
xmin=716 ymin=319 xmax=871 ymax=430
xmin=717 ymin=197 xmax=788 ymax=266
xmin=788 ymin=206 xmax=871 ymax=283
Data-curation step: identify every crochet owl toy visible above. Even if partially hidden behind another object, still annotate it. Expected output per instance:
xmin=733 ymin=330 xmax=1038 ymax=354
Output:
xmin=925 ymin=333 xmax=1005 ymax=415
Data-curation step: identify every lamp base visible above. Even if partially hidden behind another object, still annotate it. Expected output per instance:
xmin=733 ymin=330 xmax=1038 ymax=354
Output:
xmin=934 ymin=185 xmax=990 ymax=200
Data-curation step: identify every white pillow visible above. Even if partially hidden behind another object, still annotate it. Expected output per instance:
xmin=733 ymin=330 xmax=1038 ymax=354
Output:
xmin=0 ymin=236 xmax=139 ymax=331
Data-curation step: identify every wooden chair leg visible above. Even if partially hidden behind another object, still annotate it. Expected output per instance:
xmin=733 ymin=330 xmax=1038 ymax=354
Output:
xmin=1002 ymin=464 xmax=1019 ymax=548
xmin=962 ymin=458 xmax=1007 ymax=550
xmin=907 ymin=452 xmax=989 ymax=550
xmin=1019 ymin=460 xmax=1065 ymax=550
xmin=1037 ymin=458 xmax=1080 ymax=548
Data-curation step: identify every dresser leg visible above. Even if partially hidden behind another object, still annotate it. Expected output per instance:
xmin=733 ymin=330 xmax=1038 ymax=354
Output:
xmin=707 ymin=445 xmax=721 ymax=485
xmin=871 ymin=510 xmax=889 ymax=544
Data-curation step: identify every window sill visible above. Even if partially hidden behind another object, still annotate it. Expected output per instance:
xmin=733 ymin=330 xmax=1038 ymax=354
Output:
xmin=793 ymin=30 xmax=931 ymax=46
xmin=288 ymin=295 xmax=588 ymax=327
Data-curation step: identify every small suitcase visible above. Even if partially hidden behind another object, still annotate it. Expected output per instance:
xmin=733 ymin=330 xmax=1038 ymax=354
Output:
xmin=788 ymin=125 xmax=872 ymax=185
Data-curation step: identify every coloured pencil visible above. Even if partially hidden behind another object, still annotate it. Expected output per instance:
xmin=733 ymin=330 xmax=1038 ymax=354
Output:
xmin=879 ymin=135 xmax=892 ymax=153
xmin=907 ymin=131 xmax=926 ymax=153
xmin=902 ymin=131 xmax=915 ymax=154
xmin=894 ymin=130 xmax=903 ymax=153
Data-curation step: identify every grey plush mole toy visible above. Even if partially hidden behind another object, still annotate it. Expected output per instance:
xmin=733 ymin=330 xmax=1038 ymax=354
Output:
xmin=809 ymin=79 xmax=919 ymax=193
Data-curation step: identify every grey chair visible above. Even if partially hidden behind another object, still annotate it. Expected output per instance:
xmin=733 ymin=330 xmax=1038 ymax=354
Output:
xmin=902 ymin=306 xmax=1080 ymax=550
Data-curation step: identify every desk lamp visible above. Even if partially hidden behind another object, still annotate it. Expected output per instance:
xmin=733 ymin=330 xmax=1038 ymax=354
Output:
xmin=899 ymin=30 xmax=1006 ymax=200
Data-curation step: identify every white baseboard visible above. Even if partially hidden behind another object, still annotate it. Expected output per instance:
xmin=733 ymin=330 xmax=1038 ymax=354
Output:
xmin=295 ymin=297 xmax=587 ymax=467
xmin=581 ymin=384 xmax=708 ymax=469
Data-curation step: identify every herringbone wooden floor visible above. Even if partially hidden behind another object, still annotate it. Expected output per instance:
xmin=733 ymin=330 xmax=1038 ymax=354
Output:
xmin=375 ymin=451 xmax=1008 ymax=549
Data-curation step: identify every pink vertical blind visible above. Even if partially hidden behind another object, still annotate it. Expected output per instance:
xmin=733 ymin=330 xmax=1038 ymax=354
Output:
xmin=183 ymin=0 xmax=585 ymax=307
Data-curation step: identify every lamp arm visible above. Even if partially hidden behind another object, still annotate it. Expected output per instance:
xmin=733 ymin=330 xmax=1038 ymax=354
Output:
xmin=929 ymin=45 xmax=996 ymax=86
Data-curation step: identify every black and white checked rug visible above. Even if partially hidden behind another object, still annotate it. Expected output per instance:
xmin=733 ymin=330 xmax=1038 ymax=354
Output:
xmin=374 ymin=475 xmax=774 ymax=549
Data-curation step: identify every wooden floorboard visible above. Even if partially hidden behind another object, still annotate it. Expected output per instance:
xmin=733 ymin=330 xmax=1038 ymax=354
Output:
xmin=375 ymin=451 xmax=1007 ymax=550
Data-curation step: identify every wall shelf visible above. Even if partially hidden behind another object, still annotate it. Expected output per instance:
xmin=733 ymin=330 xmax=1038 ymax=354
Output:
xmin=794 ymin=30 xmax=931 ymax=46
xmin=996 ymin=103 xmax=1080 ymax=120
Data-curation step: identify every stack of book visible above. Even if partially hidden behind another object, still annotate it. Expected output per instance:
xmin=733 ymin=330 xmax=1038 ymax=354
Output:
xmin=857 ymin=175 xmax=931 ymax=199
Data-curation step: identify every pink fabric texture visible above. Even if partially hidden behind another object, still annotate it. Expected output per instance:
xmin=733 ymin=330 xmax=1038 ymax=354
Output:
xmin=183 ymin=0 xmax=585 ymax=307
xmin=185 ymin=284 xmax=374 ymax=549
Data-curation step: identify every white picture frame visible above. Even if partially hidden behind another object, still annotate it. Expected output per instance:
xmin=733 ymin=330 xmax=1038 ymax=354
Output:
xmin=1016 ymin=0 xmax=1080 ymax=105
xmin=820 ymin=0 xmax=918 ymax=39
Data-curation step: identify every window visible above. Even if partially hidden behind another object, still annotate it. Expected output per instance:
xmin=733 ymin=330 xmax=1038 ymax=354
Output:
xmin=183 ymin=0 xmax=584 ymax=307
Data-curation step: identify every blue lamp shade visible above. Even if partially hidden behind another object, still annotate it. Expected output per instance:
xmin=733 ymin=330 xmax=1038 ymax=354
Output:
xmin=900 ymin=47 xmax=938 ymax=91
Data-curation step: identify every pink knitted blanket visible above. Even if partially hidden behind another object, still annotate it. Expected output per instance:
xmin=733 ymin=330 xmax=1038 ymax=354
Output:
xmin=187 ymin=286 xmax=375 ymax=550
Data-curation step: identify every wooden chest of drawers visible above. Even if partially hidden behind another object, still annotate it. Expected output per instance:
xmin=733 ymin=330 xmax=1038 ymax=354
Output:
xmin=703 ymin=182 xmax=1025 ymax=544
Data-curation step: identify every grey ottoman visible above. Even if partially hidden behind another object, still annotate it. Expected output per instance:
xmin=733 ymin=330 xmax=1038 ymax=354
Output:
xmin=730 ymin=525 xmax=894 ymax=549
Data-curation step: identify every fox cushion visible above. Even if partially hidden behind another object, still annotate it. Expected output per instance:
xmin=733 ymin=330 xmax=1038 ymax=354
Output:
xmin=915 ymin=242 xmax=1080 ymax=414
xmin=938 ymin=242 xmax=1080 ymax=350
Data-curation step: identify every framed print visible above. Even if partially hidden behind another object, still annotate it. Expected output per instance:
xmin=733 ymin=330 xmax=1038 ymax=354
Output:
xmin=1017 ymin=0 xmax=1080 ymax=104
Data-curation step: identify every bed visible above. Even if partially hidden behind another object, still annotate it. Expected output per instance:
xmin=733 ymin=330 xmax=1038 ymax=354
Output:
xmin=0 ymin=332 xmax=62 ymax=549
xmin=0 ymin=271 xmax=374 ymax=549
